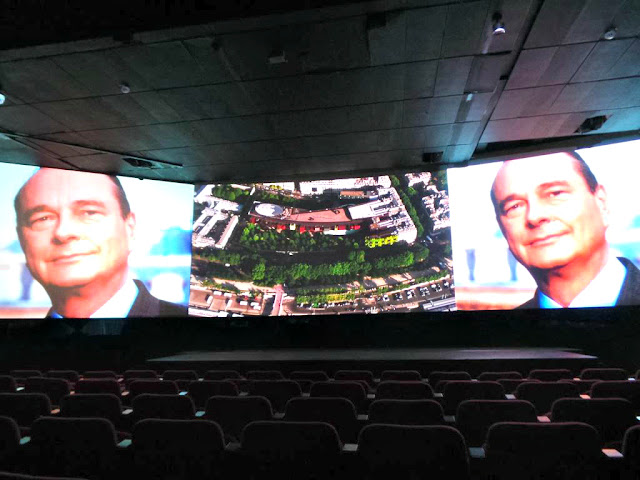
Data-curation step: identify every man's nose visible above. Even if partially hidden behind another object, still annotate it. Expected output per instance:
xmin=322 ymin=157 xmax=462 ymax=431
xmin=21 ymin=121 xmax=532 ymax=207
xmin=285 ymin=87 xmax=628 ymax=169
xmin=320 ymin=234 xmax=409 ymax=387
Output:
xmin=525 ymin=198 xmax=550 ymax=227
xmin=53 ymin=211 xmax=81 ymax=242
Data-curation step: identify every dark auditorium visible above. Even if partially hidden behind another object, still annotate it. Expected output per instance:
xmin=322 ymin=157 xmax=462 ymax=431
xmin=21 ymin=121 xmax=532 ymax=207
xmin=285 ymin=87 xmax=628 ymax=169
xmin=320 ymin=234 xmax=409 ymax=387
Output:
xmin=1 ymin=1 xmax=640 ymax=479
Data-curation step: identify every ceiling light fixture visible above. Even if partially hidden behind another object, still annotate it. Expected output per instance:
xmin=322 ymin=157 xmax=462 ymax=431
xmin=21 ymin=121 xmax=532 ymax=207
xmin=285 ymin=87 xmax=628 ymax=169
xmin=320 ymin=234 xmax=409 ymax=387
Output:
xmin=119 ymin=83 xmax=131 ymax=94
xmin=603 ymin=26 xmax=617 ymax=40
xmin=0 ymin=93 xmax=5 ymax=106
xmin=122 ymin=157 xmax=155 ymax=168
xmin=492 ymin=13 xmax=506 ymax=35
xmin=575 ymin=115 xmax=609 ymax=134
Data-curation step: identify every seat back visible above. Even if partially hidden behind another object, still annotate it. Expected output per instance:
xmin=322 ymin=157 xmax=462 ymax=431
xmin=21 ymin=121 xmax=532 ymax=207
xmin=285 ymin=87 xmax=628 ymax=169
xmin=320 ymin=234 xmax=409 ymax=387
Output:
xmin=9 ymin=371 xmax=42 ymax=384
xmin=580 ymin=368 xmax=628 ymax=381
xmin=443 ymin=381 xmax=505 ymax=415
xmin=485 ymin=422 xmax=601 ymax=479
xmin=203 ymin=370 xmax=242 ymax=381
xmin=161 ymin=370 xmax=198 ymax=381
xmin=83 ymin=370 xmax=118 ymax=379
xmin=248 ymin=380 xmax=301 ymax=413
xmin=284 ymin=397 xmax=359 ymax=443
xmin=515 ymin=381 xmax=580 ymax=415
xmin=187 ymin=380 xmax=238 ymax=408
xmin=289 ymin=371 xmax=329 ymax=382
xmin=75 ymin=379 xmax=121 ymax=397
xmin=357 ymin=424 xmax=469 ymax=480
xmin=46 ymin=371 xmax=79 ymax=384
xmin=60 ymin=394 xmax=123 ymax=428
xmin=334 ymin=370 xmax=376 ymax=389
xmin=368 ymin=399 xmax=444 ymax=426
xmin=310 ymin=381 xmax=367 ymax=412
xmin=204 ymin=396 xmax=272 ymax=442
xmin=0 ymin=416 xmax=20 ymax=468
xmin=375 ymin=381 xmax=434 ymax=400
xmin=24 ymin=377 xmax=70 ymax=405
xmin=381 ymin=370 xmax=422 ymax=382
xmin=0 ymin=393 xmax=51 ymax=427
xmin=123 ymin=370 xmax=158 ymax=381
xmin=0 ymin=376 xmax=16 ymax=393
xmin=132 ymin=394 xmax=195 ymax=423
xmin=241 ymin=421 xmax=342 ymax=479
xmin=428 ymin=371 xmax=471 ymax=391
xmin=528 ymin=369 xmax=572 ymax=381
xmin=478 ymin=371 xmax=523 ymax=381
xmin=127 ymin=379 xmax=178 ymax=400
xmin=623 ymin=424 xmax=640 ymax=471
xmin=551 ymin=397 xmax=637 ymax=445
xmin=455 ymin=399 xmax=537 ymax=447
xmin=246 ymin=370 xmax=283 ymax=380
xmin=590 ymin=380 xmax=640 ymax=412
xmin=498 ymin=378 xmax=539 ymax=394
xmin=29 ymin=417 xmax=117 ymax=478
xmin=133 ymin=418 xmax=225 ymax=480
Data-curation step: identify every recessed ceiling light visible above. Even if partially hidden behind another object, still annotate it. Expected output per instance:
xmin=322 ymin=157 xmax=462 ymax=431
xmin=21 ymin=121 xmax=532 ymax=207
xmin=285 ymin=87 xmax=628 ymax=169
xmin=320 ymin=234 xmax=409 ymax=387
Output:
xmin=603 ymin=27 xmax=617 ymax=40
xmin=492 ymin=13 xmax=506 ymax=35
xmin=0 ymin=93 xmax=5 ymax=105
xmin=119 ymin=83 xmax=131 ymax=94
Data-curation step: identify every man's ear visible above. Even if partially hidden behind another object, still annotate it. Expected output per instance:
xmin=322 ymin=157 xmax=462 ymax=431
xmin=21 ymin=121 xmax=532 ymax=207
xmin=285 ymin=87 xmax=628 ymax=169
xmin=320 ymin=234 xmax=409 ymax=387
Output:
xmin=125 ymin=213 xmax=136 ymax=244
xmin=594 ymin=185 xmax=609 ymax=227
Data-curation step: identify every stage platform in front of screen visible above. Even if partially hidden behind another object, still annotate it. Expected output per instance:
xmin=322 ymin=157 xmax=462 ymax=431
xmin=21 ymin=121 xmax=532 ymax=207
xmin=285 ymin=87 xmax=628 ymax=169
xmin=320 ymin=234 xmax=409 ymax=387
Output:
xmin=147 ymin=348 xmax=598 ymax=375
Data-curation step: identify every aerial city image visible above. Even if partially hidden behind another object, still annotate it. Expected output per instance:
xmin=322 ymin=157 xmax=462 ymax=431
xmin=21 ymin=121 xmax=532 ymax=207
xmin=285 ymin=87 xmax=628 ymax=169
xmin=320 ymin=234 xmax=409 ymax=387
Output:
xmin=189 ymin=172 xmax=454 ymax=318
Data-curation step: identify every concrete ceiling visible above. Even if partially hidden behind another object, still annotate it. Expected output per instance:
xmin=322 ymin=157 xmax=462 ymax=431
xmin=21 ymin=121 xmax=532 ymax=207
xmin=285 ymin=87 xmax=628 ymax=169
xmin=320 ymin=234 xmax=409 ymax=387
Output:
xmin=0 ymin=0 xmax=638 ymax=183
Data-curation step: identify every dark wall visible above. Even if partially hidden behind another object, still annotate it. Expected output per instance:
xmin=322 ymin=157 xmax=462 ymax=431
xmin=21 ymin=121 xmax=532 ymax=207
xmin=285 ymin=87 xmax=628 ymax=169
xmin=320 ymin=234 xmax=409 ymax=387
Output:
xmin=2 ymin=306 xmax=640 ymax=372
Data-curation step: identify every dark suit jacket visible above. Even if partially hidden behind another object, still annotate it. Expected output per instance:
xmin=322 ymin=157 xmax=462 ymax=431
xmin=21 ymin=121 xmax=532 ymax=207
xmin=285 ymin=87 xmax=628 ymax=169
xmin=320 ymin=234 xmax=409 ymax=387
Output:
xmin=518 ymin=257 xmax=640 ymax=309
xmin=44 ymin=279 xmax=187 ymax=335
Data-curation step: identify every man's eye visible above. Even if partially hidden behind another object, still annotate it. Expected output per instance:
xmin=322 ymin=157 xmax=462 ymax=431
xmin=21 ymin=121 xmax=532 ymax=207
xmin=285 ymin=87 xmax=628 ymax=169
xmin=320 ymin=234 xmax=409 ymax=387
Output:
xmin=547 ymin=189 xmax=568 ymax=198
xmin=503 ymin=202 xmax=524 ymax=216
xmin=81 ymin=209 xmax=102 ymax=218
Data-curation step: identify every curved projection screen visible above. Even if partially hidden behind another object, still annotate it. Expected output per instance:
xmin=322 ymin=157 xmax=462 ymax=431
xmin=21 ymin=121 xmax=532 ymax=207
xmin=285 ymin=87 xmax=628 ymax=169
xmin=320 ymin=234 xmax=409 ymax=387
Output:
xmin=0 ymin=164 xmax=193 ymax=319
xmin=189 ymin=172 xmax=454 ymax=317
xmin=449 ymin=139 xmax=640 ymax=310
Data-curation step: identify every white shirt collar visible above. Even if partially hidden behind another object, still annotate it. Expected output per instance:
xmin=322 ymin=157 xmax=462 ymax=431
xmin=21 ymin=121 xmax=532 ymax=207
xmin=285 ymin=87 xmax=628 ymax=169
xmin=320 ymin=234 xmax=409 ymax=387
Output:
xmin=90 ymin=278 xmax=139 ymax=318
xmin=539 ymin=254 xmax=627 ymax=308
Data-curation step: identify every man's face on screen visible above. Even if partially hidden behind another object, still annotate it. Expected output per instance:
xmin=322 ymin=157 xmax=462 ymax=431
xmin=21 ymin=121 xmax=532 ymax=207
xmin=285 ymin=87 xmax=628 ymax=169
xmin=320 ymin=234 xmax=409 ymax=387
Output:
xmin=16 ymin=169 xmax=135 ymax=290
xmin=491 ymin=153 xmax=608 ymax=272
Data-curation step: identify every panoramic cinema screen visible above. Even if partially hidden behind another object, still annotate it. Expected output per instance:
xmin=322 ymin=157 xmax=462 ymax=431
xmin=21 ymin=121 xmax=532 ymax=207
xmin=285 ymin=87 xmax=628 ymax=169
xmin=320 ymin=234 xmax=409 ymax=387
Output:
xmin=448 ymin=139 xmax=640 ymax=310
xmin=189 ymin=172 xmax=454 ymax=317
xmin=0 ymin=163 xmax=193 ymax=319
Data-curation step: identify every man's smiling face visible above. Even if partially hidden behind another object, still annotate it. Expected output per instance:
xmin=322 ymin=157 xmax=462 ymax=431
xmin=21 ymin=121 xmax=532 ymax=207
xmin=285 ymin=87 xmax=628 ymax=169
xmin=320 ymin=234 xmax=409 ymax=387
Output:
xmin=491 ymin=153 xmax=609 ymax=272
xmin=16 ymin=169 xmax=135 ymax=291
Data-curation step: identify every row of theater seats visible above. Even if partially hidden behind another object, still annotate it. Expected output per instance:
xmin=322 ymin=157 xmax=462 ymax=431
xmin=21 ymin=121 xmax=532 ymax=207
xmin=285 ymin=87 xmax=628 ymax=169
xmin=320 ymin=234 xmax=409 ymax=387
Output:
xmin=0 ymin=413 xmax=639 ymax=479
xmin=1 ymin=366 xmax=639 ymax=479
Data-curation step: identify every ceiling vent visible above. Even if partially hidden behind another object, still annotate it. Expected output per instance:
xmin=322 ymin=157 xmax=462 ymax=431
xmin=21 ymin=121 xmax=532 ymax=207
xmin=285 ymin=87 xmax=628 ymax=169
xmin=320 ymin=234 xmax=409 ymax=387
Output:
xmin=123 ymin=157 xmax=155 ymax=168
xmin=575 ymin=115 xmax=609 ymax=134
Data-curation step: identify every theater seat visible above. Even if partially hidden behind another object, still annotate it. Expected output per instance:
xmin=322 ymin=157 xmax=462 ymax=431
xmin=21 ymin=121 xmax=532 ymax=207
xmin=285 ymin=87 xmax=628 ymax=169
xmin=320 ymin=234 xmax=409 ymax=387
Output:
xmin=59 ymin=394 xmax=126 ymax=432
xmin=428 ymin=371 xmax=472 ymax=392
xmin=131 ymin=394 xmax=195 ymax=424
xmin=380 ymin=370 xmax=422 ymax=382
xmin=248 ymin=380 xmax=301 ymax=413
xmin=590 ymin=380 xmax=640 ymax=413
xmin=246 ymin=370 xmax=283 ymax=381
xmin=357 ymin=424 xmax=470 ymax=479
xmin=334 ymin=370 xmax=376 ymax=390
xmin=442 ymin=381 xmax=505 ymax=415
xmin=375 ymin=381 xmax=434 ymax=400
xmin=127 ymin=380 xmax=178 ymax=401
xmin=203 ymin=370 xmax=242 ymax=381
xmin=24 ymin=378 xmax=70 ymax=406
xmin=132 ymin=419 xmax=225 ymax=480
xmin=241 ymin=421 xmax=343 ymax=480
xmin=580 ymin=368 xmax=629 ymax=381
xmin=478 ymin=371 xmax=523 ymax=381
xmin=204 ymin=396 xmax=273 ymax=443
xmin=455 ymin=399 xmax=537 ymax=447
xmin=28 ymin=417 xmax=119 ymax=479
xmin=187 ymin=380 xmax=238 ymax=409
xmin=515 ymin=381 xmax=580 ymax=415
xmin=484 ymin=422 xmax=602 ymax=480
xmin=9 ymin=372 xmax=42 ymax=385
xmin=551 ymin=397 xmax=637 ymax=447
xmin=75 ymin=379 xmax=121 ymax=398
xmin=0 ymin=377 xmax=16 ymax=393
xmin=0 ymin=416 xmax=20 ymax=472
xmin=528 ymin=369 xmax=573 ymax=381
xmin=0 ymin=394 xmax=51 ymax=432
xmin=622 ymin=425 xmax=640 ymax=476
xmin=310 ymin=381 xmax=367 ymax=413
xmin=284 ymin=397 xmax=360 ymax=443
xmin=83 ymin=371 xmax=118 ymax=380
xmin=368 ymin=399 xmax=445 ymax=426
xmin=45 ymin=371 xmax=80 ymax=384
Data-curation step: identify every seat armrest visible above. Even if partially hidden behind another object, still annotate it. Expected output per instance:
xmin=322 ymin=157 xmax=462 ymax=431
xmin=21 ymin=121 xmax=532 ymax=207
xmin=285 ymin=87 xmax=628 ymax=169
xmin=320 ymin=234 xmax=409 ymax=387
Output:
xmin=273 ymin=412 xmax=285 ymax=419
xmin=537 ymin=415 xmax=550 ymax=422
xmin=225 ymin=442 xmax=241 ymax=452
xmin=434 ymin=392 xmax=443 ymax=398
xmin=469 ymin=447 xmax=485 ymax=459
xmin=50 ymin=408 xmax=60 ymax=415
xmin=122 ymin=408 xmax=133 ymax=415
xmin=602 ymin=449 xmax=623 ymax=458
xmin=366 ymin=393 xmax=375 ymax=400
xmin=16 ymin=387 xmax=24 ymax=392
xmin=179 ymin=391 xmax=187 ymax=396
xmin=580 ymin=394 xmax=590 ymax=399
xmin=444 ymin=415 xmax=455 ymax=423
xmin=118 ymin=439 xmax=132 ymax=448
xmin=195 ymin=410 xmax=205 ymax=417
xmin=343 ymin=443 xmax=358 ymax=453
xmin=19 ymin=436 xmax=30 ymax=446
xmin=505 ymin=394 xmax=515 ymax=400
xmin=357 ymin=414 xmax=368 ymax=421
